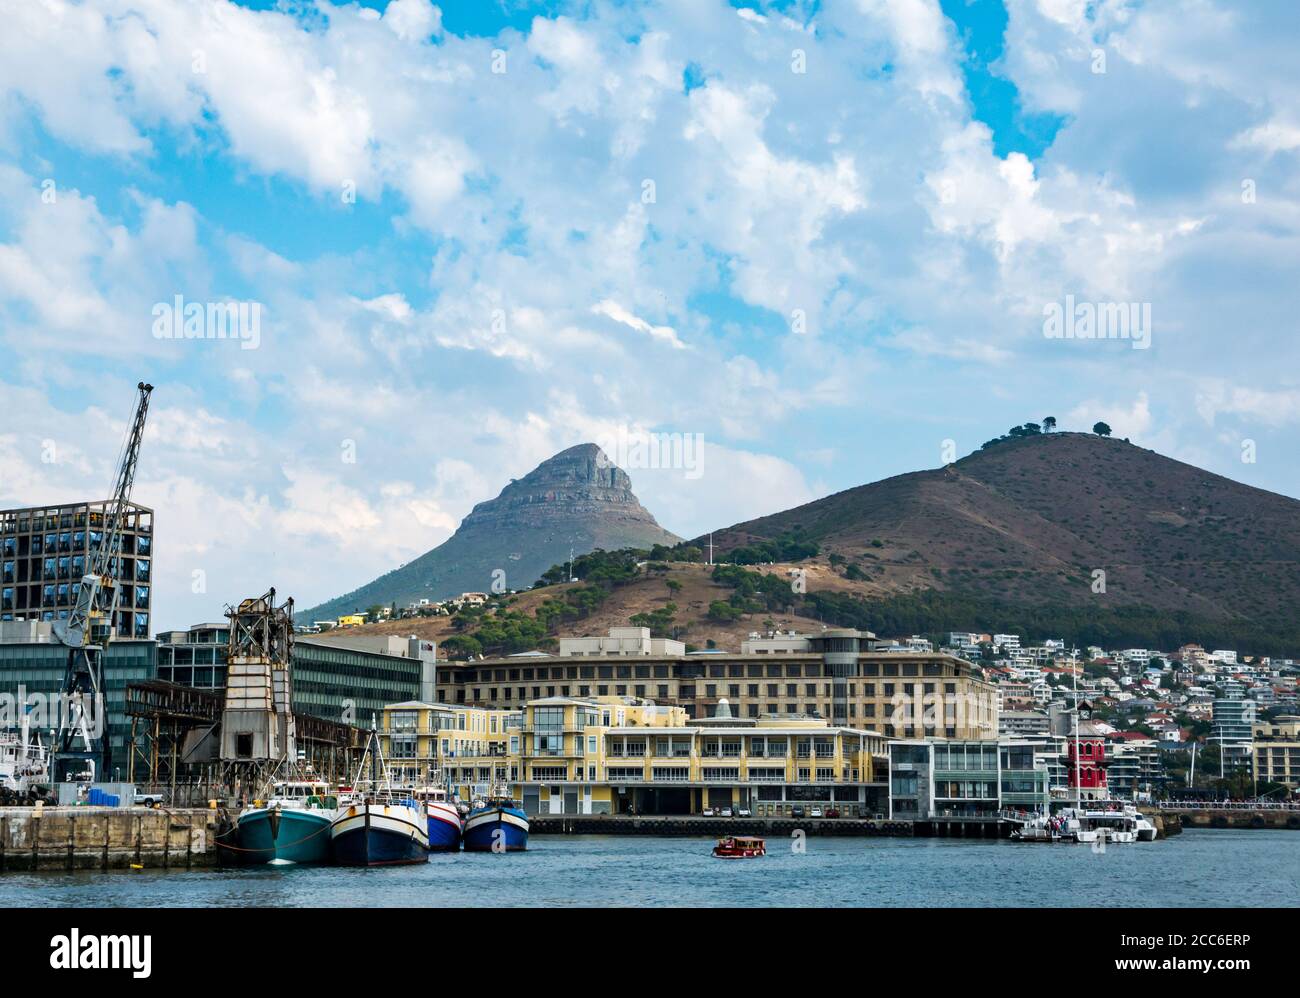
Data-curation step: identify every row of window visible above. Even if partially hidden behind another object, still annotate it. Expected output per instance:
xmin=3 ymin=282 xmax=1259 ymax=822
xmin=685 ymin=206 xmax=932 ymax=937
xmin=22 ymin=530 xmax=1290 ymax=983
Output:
xmin=449 ymin=659 xmax=962 ymax=683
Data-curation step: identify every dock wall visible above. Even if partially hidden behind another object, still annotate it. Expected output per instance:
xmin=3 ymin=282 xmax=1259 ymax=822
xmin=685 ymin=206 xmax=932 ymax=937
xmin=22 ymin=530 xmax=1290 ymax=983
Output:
xmin=1170 ymin=809 xmax=1297 ymax=831
xmin=0 ymin=807 xmax=218 ymax=872
xmin=529 ymin=815 xmax=919 ymax=837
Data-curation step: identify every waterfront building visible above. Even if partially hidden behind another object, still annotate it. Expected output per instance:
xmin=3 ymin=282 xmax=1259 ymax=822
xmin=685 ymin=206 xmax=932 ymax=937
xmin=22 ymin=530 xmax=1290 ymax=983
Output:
xmin=1106 ymin=734 xmax=1164 ymax=798
xmin=888 ymin=739 xmax=1049 ymax=819
xmin=516 ymin=696 xmax=888 ymax=817
xmin=0 ymin=619 xmax=154 ymax=776
xmin=378 ymin=700 xmax=520 ymax=798
xmin=380 ymin=694 xmax=889 ymax=816
xmin=1251 ymin=715 xmax=1300 ymax=789
xmin=1 ymin=500 xmax=154 ymax=638
xmin=158 ymin=623 xmax=435 ymax=726
xmin=436 ymin=629 xmax=998 ymax=739
xmin=1210 ymin=696 xmax=1257 ymax=774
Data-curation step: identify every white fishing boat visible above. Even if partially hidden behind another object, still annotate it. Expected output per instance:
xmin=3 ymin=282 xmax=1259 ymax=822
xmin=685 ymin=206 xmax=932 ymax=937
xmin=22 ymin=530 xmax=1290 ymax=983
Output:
xmin=329 ymin=729 xmax=429 ymax=866
xmin=0 ymin=716 xmax=50 ymax=804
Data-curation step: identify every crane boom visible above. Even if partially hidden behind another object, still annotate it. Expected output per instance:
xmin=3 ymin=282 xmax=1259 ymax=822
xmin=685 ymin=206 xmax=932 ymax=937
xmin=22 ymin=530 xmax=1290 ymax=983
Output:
xmin=52 ymin=382 xmax=153 ymax=781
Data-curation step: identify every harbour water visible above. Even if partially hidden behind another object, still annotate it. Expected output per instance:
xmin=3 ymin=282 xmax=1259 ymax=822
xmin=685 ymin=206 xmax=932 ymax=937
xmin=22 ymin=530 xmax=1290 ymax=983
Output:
xmin=2 ymin=830 xmax=1295 ymax=907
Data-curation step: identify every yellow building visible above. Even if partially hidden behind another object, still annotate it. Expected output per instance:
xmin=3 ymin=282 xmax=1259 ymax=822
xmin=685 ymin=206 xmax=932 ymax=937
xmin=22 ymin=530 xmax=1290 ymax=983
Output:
xmin=1252 ymin=715 xmax=1300 ymax=789
xmin=379 ymin=700 xmax=521 ymax=802
xmin=336 ymin=614 xmax=366 ymax=628
xmin=516 ymin=695 xmax=888 ymax=817
xmin=381 ymin=694 xmax=891 ymax=817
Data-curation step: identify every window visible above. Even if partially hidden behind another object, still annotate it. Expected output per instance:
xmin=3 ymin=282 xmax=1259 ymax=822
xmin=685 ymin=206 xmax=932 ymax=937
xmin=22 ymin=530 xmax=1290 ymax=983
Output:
xmin=390 ymin=711 xmax=418 ymax=732
xmin=391 ymin=734 xmax=417 ymax=759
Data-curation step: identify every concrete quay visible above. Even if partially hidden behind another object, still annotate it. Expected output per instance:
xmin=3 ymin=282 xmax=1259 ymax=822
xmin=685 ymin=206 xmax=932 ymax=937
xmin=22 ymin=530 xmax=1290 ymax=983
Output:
xmin=529 ymin=814 xmax=919 ymax=837
xmin=0 ymin=806 xmax=218 ymax=872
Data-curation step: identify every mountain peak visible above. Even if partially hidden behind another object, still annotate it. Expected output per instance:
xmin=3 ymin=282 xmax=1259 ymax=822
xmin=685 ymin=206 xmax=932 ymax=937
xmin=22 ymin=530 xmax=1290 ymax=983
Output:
xmin=299 ymin=444 xmax=679 ymax=620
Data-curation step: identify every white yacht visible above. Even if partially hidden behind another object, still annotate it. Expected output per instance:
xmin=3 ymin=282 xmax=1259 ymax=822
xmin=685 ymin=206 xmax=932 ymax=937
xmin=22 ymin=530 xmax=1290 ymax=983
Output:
xmin=1013 ymin=800 xmax=1154 ymax=844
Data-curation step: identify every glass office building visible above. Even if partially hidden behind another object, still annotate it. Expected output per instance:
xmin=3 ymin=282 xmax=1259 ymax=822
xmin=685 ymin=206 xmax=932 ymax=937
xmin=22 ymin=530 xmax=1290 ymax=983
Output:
xmin=0 ymin=628 xmax=156 ymax=777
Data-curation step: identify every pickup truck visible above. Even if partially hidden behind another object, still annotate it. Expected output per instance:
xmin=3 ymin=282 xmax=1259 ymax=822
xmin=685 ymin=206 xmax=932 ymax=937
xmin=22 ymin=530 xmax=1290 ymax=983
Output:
xmin=132 ymin=788 xmax=167 ymax=808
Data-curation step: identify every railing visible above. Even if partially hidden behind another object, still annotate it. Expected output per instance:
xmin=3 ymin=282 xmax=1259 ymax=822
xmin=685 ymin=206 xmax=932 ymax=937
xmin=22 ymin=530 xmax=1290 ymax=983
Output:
xmin=1156 ymin=800 xmax=1300 ymax=811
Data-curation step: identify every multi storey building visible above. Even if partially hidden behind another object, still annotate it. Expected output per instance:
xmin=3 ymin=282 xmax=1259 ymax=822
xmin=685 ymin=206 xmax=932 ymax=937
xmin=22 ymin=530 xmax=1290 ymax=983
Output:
xmin=1252 ymin=715 xmax=1300 ymax=789
xmin=379 ymin=694 xmax=889 ymax=816
xmin=157 ymin=624 xmax=436 ymax=727
xmin=435 ymin=628 xmax=997 ymax=739
xmin=0 ymin=619 xmax=154 ymax=775
xmin=1 ymin=501 xmax=154 ymax=638
xmin=1210 ymin=696 xmax=1257 ymax=774
xmin=888 ymin=738 xmax=1049 ymax=819
xmin=379 ymin=700 xmax=519 ymax=796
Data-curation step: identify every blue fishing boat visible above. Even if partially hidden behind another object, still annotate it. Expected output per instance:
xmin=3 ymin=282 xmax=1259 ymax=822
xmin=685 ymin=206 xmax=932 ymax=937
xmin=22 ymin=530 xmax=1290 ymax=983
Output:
xmin=415 ymin=782 xmax=463 ymax=852
xmin=462 ymin=785 xmax=529 ymax=852
xmin=329 ymin=729 xmax=429 ymax=866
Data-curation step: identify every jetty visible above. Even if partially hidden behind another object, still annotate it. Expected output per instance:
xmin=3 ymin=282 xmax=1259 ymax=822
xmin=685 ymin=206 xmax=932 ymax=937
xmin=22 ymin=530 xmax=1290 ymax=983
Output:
xmin=0 ymin=806 xmax=218 ymax=871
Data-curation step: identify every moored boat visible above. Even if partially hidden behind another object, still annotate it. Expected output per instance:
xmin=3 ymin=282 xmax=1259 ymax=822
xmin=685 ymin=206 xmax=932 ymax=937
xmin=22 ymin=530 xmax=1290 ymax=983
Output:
xmin=329 ymin=728 xmax=429 ymax=866
xmin=224 ymin=781 xmax=336 ymax=865
xmin=462 ymin=786 xmax=529 ymax=852
xmin=330 ymin=793 xmax=429 ymax=866
xmin=712 ymin=835 xmax=766 ymax=858
xmin=415 ymin=783 xmax=463 ymax=852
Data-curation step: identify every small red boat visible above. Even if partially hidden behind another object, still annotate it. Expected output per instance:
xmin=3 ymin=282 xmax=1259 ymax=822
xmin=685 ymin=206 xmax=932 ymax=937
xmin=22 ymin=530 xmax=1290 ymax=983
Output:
xmin=712 ymin=835 xmax=766 ymax=858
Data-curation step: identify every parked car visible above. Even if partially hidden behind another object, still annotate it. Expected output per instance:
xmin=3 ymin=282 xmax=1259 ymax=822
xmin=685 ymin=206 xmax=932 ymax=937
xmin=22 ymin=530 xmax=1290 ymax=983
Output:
xmin=737 ymin=807 xmax=752 ymax=817
xmin=791 ymin=805 xmax=805 ymax=818
xmin=702 ymin=807 xmax=715 ymax=817
xmin=132 ymin=788 xmax=167 ymax=808
xmin=825 ymin=807 xmax=840 ymax=819
xmin=810 ymin=806 xmax=824 ymax=818
xmin=720 ymin=807 xmax=733 ymax=817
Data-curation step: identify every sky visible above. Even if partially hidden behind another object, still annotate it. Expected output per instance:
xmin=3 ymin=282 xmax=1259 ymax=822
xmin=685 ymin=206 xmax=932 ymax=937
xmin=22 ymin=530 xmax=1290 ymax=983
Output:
xmin=1 ymin=0 xmax=1297 ymax=631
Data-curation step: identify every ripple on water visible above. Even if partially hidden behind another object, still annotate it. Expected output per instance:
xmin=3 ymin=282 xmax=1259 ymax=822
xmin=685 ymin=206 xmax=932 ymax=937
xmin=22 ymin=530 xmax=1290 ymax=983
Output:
xmin=1 ymin=830 xmax=1295 ymax=908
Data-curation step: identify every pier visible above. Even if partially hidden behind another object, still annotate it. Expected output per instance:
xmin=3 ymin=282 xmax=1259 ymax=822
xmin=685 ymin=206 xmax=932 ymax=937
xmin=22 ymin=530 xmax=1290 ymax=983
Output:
xmin=0 ymin=806 xmax=218 ymax=872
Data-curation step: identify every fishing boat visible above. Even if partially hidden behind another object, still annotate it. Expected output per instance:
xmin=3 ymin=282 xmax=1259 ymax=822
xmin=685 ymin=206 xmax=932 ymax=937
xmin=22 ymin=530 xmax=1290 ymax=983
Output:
xmin=414 ymin=781 xmax=463 ymax=852
xmin=221 ymin=780 xmax=337 ymax=865
xmin=329 ymin=729 xmax=429 ymax=866
xmin=462 ymin=784 xmax=529 ymax=852
xmin=712 ymin=835 xmax=766 ymax=858
xmin=0 ymin=718 xmax=49 ymax=805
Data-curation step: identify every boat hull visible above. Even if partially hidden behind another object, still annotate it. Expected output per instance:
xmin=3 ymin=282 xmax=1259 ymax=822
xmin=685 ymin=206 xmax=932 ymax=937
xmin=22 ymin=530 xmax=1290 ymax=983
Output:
xmin=463 ymin=806 xmax=529 ymax=852
xmin=330 ymin=803 xmax=429 ymax=866
xmin=223 ymin=807 xmax=332 ymax=865
xmin=426 ymin=801 xmax=463 ymax=852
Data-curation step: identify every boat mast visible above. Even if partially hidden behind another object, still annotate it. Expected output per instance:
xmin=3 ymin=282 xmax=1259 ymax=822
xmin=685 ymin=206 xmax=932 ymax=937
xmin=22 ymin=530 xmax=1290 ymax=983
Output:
xmin=1073 ymin=649 xmax=1081 ymax=809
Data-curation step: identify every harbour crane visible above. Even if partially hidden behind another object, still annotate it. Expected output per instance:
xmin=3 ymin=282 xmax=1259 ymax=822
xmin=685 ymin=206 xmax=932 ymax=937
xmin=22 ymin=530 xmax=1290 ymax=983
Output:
xmin=52 ymin=382 xmax=153 ymax=782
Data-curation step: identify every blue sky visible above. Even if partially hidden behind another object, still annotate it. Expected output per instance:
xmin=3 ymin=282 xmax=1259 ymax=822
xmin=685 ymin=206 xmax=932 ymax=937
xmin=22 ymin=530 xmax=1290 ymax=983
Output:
xmin=1 ymin=0 xmax=1298 ymax=629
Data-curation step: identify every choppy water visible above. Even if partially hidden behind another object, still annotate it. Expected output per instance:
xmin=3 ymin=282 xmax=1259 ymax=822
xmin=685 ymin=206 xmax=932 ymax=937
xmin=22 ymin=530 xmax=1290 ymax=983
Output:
xmin=1 ymin=829 xmax=1296 ymax=907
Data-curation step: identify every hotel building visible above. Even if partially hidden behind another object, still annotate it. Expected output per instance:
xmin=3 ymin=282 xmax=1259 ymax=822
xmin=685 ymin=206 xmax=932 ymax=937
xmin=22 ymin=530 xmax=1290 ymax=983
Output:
xmin=434 ymin=627 xmax=997 ymax=740
xmin=380 ymin=694 xmax=889 ymax=816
